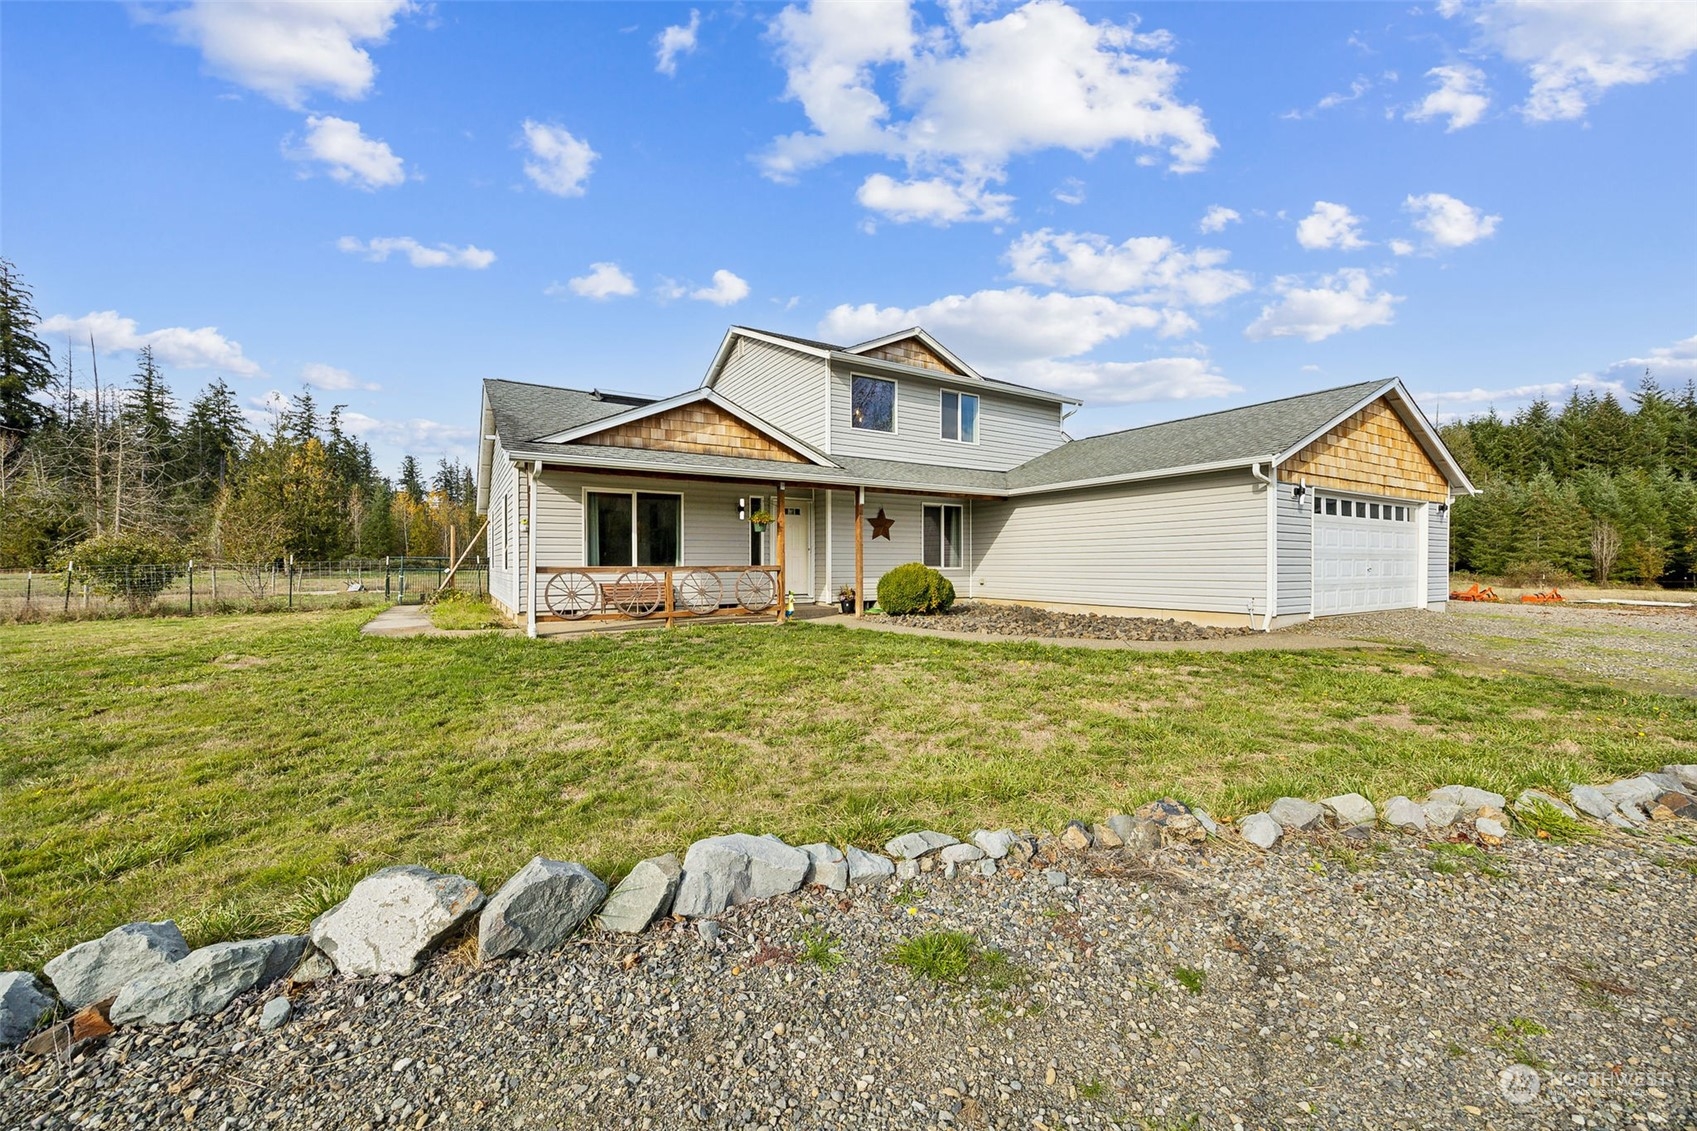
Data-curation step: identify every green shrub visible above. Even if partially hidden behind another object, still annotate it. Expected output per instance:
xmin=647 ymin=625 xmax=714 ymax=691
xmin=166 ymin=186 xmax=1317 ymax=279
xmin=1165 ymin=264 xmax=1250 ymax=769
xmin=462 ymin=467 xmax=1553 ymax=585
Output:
xmin=876 ymin=562 xmax=956 ymax=615
xmin=56 ymin=532 xmax=183 ymax=609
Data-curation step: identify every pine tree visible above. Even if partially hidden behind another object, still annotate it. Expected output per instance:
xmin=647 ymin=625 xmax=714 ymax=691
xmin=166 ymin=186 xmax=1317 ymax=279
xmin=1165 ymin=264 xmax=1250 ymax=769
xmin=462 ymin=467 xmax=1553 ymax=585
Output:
xmin=0 ymin=258 xmax=55 ymax=442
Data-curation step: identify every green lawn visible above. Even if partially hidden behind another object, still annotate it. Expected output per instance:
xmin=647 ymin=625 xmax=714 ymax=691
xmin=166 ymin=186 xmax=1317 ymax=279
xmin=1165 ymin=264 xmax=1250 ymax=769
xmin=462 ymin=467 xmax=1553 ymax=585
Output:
xmin=3 ymin=609 xmax=1694 ymax=971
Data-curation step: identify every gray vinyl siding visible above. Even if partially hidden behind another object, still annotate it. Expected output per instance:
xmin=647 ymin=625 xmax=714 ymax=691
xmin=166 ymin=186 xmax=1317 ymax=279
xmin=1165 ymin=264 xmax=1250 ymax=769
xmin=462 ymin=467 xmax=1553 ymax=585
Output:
xmin=1428 ymin=502 xmax=1450 ymax=603
xmin=1276 ymin=485 xmax=1312 ymax=616
xmin=827 ymin=364 xmax=1063 ymax=471
xmin=712 ymin=338 xmax=830 ymax=450
xmin=822 ymin=489 xmax=972 ymax=602
xmin=486 ymin=451 xmax=520 ymax=614
xmin=972 ymin=471 xmax=1267 ymax=615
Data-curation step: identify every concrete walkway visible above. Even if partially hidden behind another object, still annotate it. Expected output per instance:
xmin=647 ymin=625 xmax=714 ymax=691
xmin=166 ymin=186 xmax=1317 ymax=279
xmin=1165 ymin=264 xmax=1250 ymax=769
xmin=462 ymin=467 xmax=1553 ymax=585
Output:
xmin=359 ymin=604 xmax=456 ymax=637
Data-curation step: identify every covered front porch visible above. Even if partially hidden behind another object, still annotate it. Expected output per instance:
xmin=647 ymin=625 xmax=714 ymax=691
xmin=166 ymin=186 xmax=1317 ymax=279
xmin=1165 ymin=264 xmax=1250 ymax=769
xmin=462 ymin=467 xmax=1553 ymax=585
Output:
xmin=506 ymin=462 xmax=979 ymax=636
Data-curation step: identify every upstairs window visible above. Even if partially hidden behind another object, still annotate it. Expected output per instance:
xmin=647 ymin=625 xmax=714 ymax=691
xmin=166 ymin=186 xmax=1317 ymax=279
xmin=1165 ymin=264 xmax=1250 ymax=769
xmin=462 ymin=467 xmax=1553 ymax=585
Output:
xmin=923 ymin=504 xmax=963 ymax=569
xmin=941 ymin=390 xmax=979 ymax=443
xmin=851 ymin=375 xmax=896 ymax=432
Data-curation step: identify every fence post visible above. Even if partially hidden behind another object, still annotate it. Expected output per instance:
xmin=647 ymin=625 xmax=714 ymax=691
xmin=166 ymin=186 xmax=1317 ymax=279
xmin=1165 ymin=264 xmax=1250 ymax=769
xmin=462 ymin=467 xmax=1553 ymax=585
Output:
xmin=477 ymin=555 xmax=484 ymax=600
xmin=288 ymin=562 xmax=295 ymax=610
xmin=24 ymin=570 xmax=31 ymax=607
xmin=126 ymin=564 xmax=133 ymax=607
xmin=211 ymin=562 xmax=218 ymax=606
xmin=187 ymin=559 xmax=195 ymax=616
xmin=384 ymin=555 xmax=391 ymax=600
xmin=64 ymin=560 xmax=72 ymax=614
xmin=400 ymin=555 xmax=407 ymax=602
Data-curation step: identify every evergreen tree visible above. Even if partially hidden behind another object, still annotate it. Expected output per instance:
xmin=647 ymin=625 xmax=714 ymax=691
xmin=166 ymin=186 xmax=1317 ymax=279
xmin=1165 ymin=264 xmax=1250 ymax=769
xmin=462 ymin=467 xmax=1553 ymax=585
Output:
xmin=0 ymin=258 xmax=54 ymax=442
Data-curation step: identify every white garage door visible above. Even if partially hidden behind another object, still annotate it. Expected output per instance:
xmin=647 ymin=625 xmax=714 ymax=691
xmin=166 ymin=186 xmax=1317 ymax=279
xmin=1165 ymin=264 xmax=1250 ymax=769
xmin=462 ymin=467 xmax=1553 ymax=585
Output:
xmin=1312 ymin=494 xmax=1419 ymax=616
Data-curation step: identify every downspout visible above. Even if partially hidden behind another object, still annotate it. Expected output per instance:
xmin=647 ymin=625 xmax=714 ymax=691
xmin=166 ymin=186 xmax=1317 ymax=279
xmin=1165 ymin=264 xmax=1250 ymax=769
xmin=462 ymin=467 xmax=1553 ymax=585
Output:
xmin=525 ymin=461 xmax=539 ymax=640
xmin=1250 ymin=459 xmax=1277 ymax=632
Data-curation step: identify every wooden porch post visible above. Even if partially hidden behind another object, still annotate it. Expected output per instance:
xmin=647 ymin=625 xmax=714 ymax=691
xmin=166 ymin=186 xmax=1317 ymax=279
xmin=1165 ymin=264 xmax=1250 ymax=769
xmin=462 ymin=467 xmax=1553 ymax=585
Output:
xmin=774 ymin=483 xmax=786 ymax=623
xmin=854 ymin=486 xmax=865 ymax=618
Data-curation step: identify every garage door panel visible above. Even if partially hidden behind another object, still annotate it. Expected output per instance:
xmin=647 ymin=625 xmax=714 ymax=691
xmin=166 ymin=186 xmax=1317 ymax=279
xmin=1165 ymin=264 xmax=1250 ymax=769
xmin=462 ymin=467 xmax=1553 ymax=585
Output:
xmin=1312 ymin=494 xmax=1419 ymax=616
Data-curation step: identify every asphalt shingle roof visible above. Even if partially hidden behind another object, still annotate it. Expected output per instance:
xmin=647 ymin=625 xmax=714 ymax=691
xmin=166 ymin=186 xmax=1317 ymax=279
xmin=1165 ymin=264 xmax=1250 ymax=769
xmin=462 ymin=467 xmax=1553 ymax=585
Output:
xmin=1007 ymin=380 xmax=1389 ymax=489
xmin=484 ymin=379 xmax=653 ymax=447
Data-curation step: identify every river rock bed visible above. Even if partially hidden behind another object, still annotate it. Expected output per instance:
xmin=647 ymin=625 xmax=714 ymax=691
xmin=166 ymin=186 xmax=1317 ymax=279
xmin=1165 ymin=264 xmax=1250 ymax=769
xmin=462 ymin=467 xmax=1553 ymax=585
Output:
xmin=883 ymin=601 xmax=1252 ymax=642
xmin=5 ymin=835 xmax=1694 ymax=1131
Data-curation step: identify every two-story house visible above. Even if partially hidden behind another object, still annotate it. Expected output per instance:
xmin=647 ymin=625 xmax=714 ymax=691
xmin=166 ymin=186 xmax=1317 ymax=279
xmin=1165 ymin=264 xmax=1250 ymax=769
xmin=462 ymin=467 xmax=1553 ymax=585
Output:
xmin=475 ymin=325 xmax=1474 ymax=635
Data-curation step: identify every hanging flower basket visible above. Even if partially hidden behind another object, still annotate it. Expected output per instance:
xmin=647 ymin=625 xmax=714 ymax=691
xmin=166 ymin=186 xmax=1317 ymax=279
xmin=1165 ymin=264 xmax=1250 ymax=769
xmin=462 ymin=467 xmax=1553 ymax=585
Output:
xmin=749 ymin=509 xmax=775 ymax=533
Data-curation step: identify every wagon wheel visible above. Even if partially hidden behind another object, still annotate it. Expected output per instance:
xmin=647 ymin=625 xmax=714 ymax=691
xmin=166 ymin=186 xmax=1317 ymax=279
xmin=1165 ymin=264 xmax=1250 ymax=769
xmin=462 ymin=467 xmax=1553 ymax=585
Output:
xmin=677 ymin=569 xmax=722 ymax=615
xmin=544 ymin=570 xmax=599 ymax=619
xmin=611 ymin=570 xmax=664 ymax=618
xmin=734 ymin=568 xmax=776 ymax=613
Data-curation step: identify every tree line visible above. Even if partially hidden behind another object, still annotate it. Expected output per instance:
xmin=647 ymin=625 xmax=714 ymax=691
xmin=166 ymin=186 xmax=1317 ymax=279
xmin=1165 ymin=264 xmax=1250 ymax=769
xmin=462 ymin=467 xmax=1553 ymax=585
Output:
xmin=0 ymin=258 xmax=483 ymax=571
xmin=1440 ymin=376 xmax=1697 ymax=587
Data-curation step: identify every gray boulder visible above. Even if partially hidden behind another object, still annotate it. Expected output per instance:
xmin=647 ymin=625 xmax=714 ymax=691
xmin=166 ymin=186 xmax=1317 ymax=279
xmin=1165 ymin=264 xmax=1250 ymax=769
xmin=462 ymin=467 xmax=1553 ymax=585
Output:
xmin=1665 ymin=765 xmax=1697 ymax=790
xmin=1268 ymin=797 xmax=1324 ymax=831
xmin=1190 ymin=808 xmax=1220 ymax=837
xmin=1422 ymin=799 xmax=1466 ymax=828
xmin=844 ymin=846 xmax=894 ymax=886
xmin=44 ymin=921 xmax=189 ymax=1010
xmin=939 ymin=843 xmax=986 ymax=864
xmin=1380 ymin=796 xmax=1427 ymax=832
xmin=1321 ymin=793 xmax=1376 ymax=828
xmin=310 ymin=866 xmax=484 ymax=977
xmin=883 ymin=831 xmax=958 ymax=860
xmin=1240 ymin=813 xmax=1282 ymax=850
xmin=1475 ymin=816 xmax=1508 ymax=841
xmin=259 ymin=996 xmax=292 ymax=1032
xmin=970 ymin=829 xmax=1016 ymax=859
xmin=0 ymin=972 xmax=55 ymax=1048
xmin=1512 ymin=789 xmax=1578 ymax=819
xmin=1601 ymin=777 xmax=1661 ymax=823
xmin=477 ymin=857 xmax=606 ymax=963
xmin=895 ymin=859 xmax=920 ymax=881
xmin=598 ymin=854 xmax=683 ymax=934
xmin=976 ymin=859 xmax=996 ymax=878
xmin=288 ymin=947 xmax=336 ymax=985
xmin=111 ymin=935 xmax=305 ymax=1027
xmin=1569 ymin=784 xmax=1616 ymax=821
xmin=1103 ymin=814 xmax=1138 ymax=842
xmin=1429 ymin=785 xmax=1507 ymax=813
xmin=798 ymin=844 xmax=849 ymax=892
xmin=672 ymin=835 xmax=809 ymax=918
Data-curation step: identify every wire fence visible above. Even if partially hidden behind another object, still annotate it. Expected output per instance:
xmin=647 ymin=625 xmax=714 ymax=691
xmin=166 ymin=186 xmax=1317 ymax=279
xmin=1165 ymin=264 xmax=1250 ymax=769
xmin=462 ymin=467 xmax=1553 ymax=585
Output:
xmin=0 ymin=557 xmax=488 ymax=622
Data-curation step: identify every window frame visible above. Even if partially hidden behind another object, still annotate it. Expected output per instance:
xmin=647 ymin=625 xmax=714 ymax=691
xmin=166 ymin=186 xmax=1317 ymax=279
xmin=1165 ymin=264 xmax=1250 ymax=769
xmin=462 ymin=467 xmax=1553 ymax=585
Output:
xmin=922 ymin=503 xmax=964 ymax=570
xmin=583 ymin=488 xmax=685 ymax=568
xmin=940 ymin=389 xmax=980 ymax=444
xmin=850 ymin=373 xmax=898 ymax=434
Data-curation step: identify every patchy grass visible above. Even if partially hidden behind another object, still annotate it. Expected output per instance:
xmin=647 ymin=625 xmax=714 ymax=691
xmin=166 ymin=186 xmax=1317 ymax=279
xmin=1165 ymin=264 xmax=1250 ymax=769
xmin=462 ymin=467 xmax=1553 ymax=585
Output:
xmin=887 ymin=930 xmax=1020 ymax=992
xmin=1172 ymin=966 xmax=1207 ymax=995
xmin=1511 ymin=797 xmax=1600 ymax=843
xmin=426 ymin=593 xmax=506 ymax=631
xmin=797 ymin=927 xmax=843 ymax=972
xmin=3 ymin=610 xmax=1695 ymax=969
xmin=1487 ymin=1016 xmax=1550 ymax=1068
xmin=1428 ymin=843 xmax=1513 ymax=879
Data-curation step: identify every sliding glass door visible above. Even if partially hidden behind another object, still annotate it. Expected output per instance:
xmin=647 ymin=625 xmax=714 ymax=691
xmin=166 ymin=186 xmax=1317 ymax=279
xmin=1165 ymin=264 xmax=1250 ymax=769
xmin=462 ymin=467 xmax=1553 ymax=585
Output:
xmin=587 ymin=491 xmax=681 ymax=567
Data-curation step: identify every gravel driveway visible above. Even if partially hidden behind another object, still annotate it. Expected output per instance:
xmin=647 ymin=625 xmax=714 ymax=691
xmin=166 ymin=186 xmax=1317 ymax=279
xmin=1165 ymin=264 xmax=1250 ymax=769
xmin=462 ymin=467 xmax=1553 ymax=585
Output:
xmin=1285 ymin=602 xmax=1697 ymax=694
xmin=7 ymin=835 xmax=1694 ymax=1130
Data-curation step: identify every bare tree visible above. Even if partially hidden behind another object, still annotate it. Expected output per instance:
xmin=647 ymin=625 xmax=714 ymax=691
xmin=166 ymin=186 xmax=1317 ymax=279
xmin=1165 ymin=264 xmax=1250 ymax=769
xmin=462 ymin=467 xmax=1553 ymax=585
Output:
xmin=1590 ymin=520 xmax=1621 ymax=584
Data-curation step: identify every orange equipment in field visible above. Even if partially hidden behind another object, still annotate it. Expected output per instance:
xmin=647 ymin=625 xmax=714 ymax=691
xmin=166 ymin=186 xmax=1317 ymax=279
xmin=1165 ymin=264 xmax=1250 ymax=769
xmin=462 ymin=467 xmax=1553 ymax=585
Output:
xmin=1449 ymin=583 xmax=1501 ymax=602
xmin=1520 ymin=588 xmax=1565 ymax=604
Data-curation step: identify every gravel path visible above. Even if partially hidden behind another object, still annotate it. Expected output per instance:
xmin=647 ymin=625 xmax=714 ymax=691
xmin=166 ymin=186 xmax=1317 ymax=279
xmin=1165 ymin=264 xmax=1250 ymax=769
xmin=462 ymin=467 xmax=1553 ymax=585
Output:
xmin=1284 ymin=602 xmax=1697 ymax=694
xmin=885 ymin=602 xmax=1251 ymax=642
xmin=7 ymin=835 xmax=1695 ymax=1130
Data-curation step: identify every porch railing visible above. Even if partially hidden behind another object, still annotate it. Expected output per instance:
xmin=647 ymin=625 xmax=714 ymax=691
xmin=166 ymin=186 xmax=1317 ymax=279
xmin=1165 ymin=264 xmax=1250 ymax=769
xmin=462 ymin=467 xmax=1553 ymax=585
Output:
xmin=534 ymin=565 xmax=782 ymax=624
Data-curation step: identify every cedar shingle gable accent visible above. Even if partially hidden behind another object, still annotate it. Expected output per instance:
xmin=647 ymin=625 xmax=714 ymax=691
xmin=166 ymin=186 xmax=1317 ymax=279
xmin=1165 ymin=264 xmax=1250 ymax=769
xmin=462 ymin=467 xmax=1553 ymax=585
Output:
xmin=1279 ymin=397 xmax=1449 ymax=501
xmin=574 ymin=401 xmax=809 ymax=463
xmin=861 ymin=336 xmax=964 ymax=375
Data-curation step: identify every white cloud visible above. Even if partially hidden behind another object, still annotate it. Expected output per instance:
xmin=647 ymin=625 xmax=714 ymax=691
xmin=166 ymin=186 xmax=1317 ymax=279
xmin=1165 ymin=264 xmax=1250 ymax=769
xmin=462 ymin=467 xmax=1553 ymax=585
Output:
xmin=302 ymin=362 xmax=380 ymax=392
xmin=148 ymin=0 xmax=412 ymax=108
xmin=1295 ymin=200 xmax=1368 ymax=251
xmin=1402 ymin=192 xmax=1500 ymax=251
xmin=763 ymin=0 xmax=1215 ymax=223
xmin=520 ymin=120 xmax=597 ymax=197
xmin=1596 ymin=333 xmax=1697 ymax=387
xmin=691 ymin=269 xmax=751 ymax=306
xmin=1406 ymin=64 xmax=1491 ymax=131
xmin=1448 ymin=0 xmax=1697 ymax=122
xmin=1052 ymin=177 xmax=1087 ymax=206
xmin=1244 ymin=269 xmax=1402 ymax=342
xmin=656 ymin=9 xmax=701 ymax=76
xmin=340 ymin=410 xmax=475 ymax=460
xmin=39 ymin=310 xmax=262 ymax=377
xmin=1198 ymin=205 xmax=1240 ymax=233
xmin=1004 ymin=229 xmax=1251 ymax=308
xmin=554 ymin=262 xmax=638 ymax=300
xmin=336 ymin=236 xmax=495 ymax=269
xmin=286 ymin=115 xmax=406 ymax=190
xmin=1284 ymin=75 xmax=1373 ymax=119
xmin=855 ymin=173 xmax=1013 ymax=224
xmin=1017 ymin=355 xmax=1241 ymax=405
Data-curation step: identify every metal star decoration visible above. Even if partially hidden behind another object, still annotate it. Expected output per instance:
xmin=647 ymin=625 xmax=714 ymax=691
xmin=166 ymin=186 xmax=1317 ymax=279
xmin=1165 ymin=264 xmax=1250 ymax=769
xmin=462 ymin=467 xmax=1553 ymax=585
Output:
xmin=868 ymin=508 xmax=895 ymax=540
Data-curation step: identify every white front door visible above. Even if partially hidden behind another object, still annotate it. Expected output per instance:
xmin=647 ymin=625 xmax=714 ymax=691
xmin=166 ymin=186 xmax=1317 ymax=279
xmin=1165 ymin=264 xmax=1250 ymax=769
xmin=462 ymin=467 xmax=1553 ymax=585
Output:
xmin=782 ymin=501 xmax=812 ymax=597
xmin=1312 ymin=494 xmax=1419 ymax=616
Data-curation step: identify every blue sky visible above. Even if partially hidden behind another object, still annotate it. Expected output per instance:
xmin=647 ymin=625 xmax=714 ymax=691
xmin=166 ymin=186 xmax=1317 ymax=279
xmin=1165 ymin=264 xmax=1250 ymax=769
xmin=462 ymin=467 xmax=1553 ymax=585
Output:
xmin=5 ymin=1 xmax=1695 ymax=475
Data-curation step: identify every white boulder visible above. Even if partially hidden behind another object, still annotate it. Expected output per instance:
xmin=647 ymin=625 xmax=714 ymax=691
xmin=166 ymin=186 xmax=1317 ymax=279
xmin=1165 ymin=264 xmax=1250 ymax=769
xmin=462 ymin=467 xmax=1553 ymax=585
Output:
xmin=310 ymin=866 xmax=485 ymax=977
